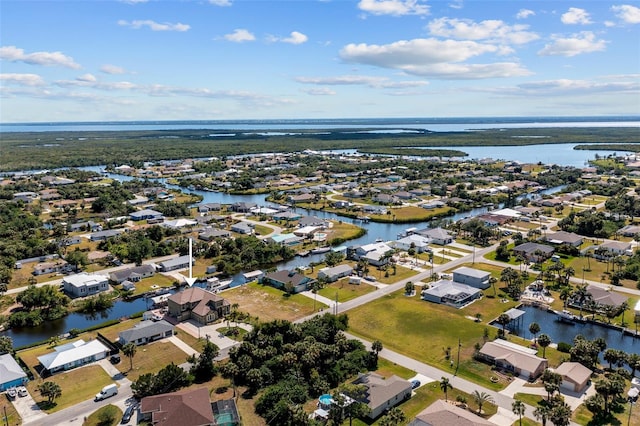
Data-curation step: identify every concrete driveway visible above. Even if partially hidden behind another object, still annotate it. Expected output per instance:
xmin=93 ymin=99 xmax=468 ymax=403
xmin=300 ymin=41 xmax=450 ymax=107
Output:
xmin=9 ymin=388 xmax=47 ymax=425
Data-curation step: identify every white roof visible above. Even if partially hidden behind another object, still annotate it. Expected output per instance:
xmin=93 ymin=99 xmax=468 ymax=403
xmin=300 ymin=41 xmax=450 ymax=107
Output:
xmin=635 ymin=299 xmax=640 ymax=315
xmin=296 ymin=226 xmax=320 ymax=235
xmin=0 ymin=354 xmax=27 ymax=384
xmin=163 ymin=218 xmax=197 ymax=228
xmin=63 ymin=272 xmax=108 ymax=288
xmin=38 ymin=339 xmax=109 ymax=370
xmin=492 ymin=208 xmax=521 ymax=218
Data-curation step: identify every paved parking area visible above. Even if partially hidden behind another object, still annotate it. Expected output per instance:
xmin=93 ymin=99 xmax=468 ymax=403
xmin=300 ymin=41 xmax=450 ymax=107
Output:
xmin=8 ymin=388 xmax=47 ymax=425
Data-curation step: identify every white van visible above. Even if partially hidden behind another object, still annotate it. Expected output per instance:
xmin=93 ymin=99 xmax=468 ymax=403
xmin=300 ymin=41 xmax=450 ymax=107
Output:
xmin=95 ymin=384 xmax=118 ymax=401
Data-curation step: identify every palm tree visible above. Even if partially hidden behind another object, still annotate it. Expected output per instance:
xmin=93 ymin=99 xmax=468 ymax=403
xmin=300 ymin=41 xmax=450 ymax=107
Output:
xmin=572 ymin=284 xmax=591 ymax=318
xmin=439 ymin=376 xmax=452 ymax=402
xmin=537 ymin=334 xmax=551 ymax=358
xmin=38 ymin=381 xmax=62 ymax=404
xmin=122 ymin=342 xmax=137 ymax=371
xmin=512 ymin=399 xmax=525 ymax=426
xmin=496 ymin=313 xmax=511 ymax=337
xmin=489 ymin=277 xmax=498 ymax=297
xmin=472 ymin=390 xmax=494 ymax=415
xmin=529 ymin=322 xmax=540 ymax=343
xmin=533 ymin=404 xmax=551 ymax=426
xmin=627 ymin=353 xmax=640 ymax=378
xmin=563 ymin=266 xmax=575 ymax=285
xmin=619 ymin=301 xmax=629 ymax=326
xmin=371 ymin=340 xmax=383 ymax=356
xmin=559 ymin=287 xmax=572 ymax=308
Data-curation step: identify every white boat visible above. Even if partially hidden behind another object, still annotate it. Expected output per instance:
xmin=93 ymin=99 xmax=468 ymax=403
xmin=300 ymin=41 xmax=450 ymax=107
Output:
xmin=206 ymin=277 xmax=233 ymax=292
xmin=555 ymin=309 xmax=575 ymax=324
xmin=311 ymin=247 xmax=331 ymax=254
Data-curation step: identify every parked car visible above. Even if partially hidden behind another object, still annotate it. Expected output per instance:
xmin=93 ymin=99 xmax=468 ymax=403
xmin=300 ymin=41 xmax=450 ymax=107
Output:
xmin=121 ymin=403 xmax=137 ymax=424
xmin=6 ymin=387 xmax=17 ymax=399
xmin=95 ymin=384 xmax=118 ymax=401
xmin=110 ymin=354 xmax=121 ymax=364
xmin=411 ymin=379 xmax=421 ymax=389
xmin=17 ymin=386 xmax=28 ymax=397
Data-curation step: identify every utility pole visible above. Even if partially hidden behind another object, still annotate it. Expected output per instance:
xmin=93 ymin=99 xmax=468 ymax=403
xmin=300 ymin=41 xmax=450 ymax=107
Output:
xmin=455 ymin=338 xmax=461 ymax=376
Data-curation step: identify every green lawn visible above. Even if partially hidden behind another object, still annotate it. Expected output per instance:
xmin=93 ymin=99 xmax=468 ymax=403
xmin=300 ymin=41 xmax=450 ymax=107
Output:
xmin=318 ymin=280 xmax=376 ymax=303
xmin=115 ymin=340 xmax=191 ymax=381
xmin=26 ymin=365 xmax=114 ymax=413
xmin=347 ymin=288 xmax=516 ymax=390
xmin=174 ymin=328 xmax=207 ymax=353
xmin=375 ymin=357 xmax=416 ymax=380
xmin=83 ymin=404 xmax=123 ymax=426
xmin=371 ymin=265 xmax=419 ymax=284
xmin=513 ymin=392 xmax=545 ymax=408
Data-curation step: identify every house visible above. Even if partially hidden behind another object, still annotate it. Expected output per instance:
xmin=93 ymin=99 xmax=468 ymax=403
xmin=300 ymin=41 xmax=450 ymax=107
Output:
xmin=89 ymin=229 xmax=125 ymax=242
xmin=230 ymin=202 xmax=257 ymax=213
xmin=298 ymin=216 xmax=328 ymax=228
xmin=272 ymin=211 xmax=302 ymax=221
xmin=0 ymin=354 xmax=28 ymax=391
xmin=598 ymin=240 xmax=632 ymax=255
xmin=421 ymin=280 xmax=482 ymax=308
xmin=452 ymin=266 xmax=490 ymax=290
xmin=230 ymin=221 xmax=253 ymax=235
xmin=318 ymin=264 xmax=353 ymax=283
xmin=288 ymin=193 xmax=316 ymax=204
xmin=157 ymin=255 xmax=193 ymax=272
xmin=140 ymin=387 xmax=215 ymax=426
xmin=162 ymin=218 xmax=198 ymax=230
xmin=33 ymin=260 xmax=68 ymax=276
xmin=167 ymin=287 xmax=230 ymax=325
xmin=109 ymin=264 xmax=155 ymax=284
xmin=619 ymin=224 xmax=640 ymax=237
xmin=267 ymin=233 xmax=305 ymax=246
xmin=415 ymin=227 xmax=453 ymax=245
xmin=13 ymin=191 xmax=38 ymax=202
xmin=119 ymin=320 xmax=174 ymax=346
xmin=554 ymin=362 xmax=592 ymax=393
xmin=129 ymin=209 xmax=164 ymax=222
xmin=351 ymin=373 xmax=412 ymax=419
xmin=421 ymin=200 xmax=446 ymax=210
xmin=293 ymin=225 xmax=321 ymax=238
xmin=545 ymin=231 xmax=583 ymax=247
xmin=198 ymin=228 xmax=232 ymax=241
xmin=477 ymin=340 xmax=548 ymax=380
xmin=353 ymin=242 xmax=393 ymax=267
xmin=62 ymin=273 xmax=110 ymax=297
xmin=579 ymin=285 xmax=628 ymax=310
xmin=37 ymin=339 xmax=110 ymax=374
xmin=409 ymin=399 xmax=493 ymax=426
xmin=262 ymin=270 xmax=315 ymax=294
xmin=392 ymin=234 xmax=431 ymax=253
xmin=197 ymin=203 xmax=222 ymax=213
xmin=513 ymin=242 xmax=554 ymax=262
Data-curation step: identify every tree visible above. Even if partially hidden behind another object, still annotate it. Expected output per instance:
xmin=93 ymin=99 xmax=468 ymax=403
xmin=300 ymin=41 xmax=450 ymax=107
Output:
xmin=190 ymin=340 xmax=220 ymax=383
xmin=571 ymin=284 xmax=591 ymax=318
xmin=512 ymin=399 xmax=525 ymax=426
xmin=0 ymin=336 xmax=13 ymax=354
xmin=496 ymin=313 xmax=511 ymax=337
xmin=627 ymin=352 xmax=640 ymax=378
xmin=378 ymin=407 xmax=406 ymax=426
xmin=533 ymin=403 xmax=551 ymax=426
xmin=404 ymin=281 xmax=415 ymax=295
xmin=537 ymin=334 xmax=551 ymax=358
xmin=540 ymin=369 xmax=561 ymax=401
xmin=38 ymin=381 xmax=62 ymax=404
xmin=371 ymin=340 xmax=383 ymax=356
xmin=122 ymin=342 xmax=137 ymax=371
xmin=549 ymin=400 xmax=571 ymax=426
xmin=529 ymin=322 xmax=540 ymax=343
xmin=439 ymin=377 xmax=452 ymax=402
xmin=472 ymin=390 xmax=494 ymax=414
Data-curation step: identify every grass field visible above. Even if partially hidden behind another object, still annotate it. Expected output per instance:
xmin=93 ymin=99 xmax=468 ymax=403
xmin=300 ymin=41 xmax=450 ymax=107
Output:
xmin=222 ymin=282 xmax=328 ymax=322
xmin=115 ymin=340 xmax=191 ymax=381
xmin=26 ymin=365 xmax=114 ymax=413
xmin=0 ymin=394 xmax=21 ymax=425
xmin=347 ymin=288 xmax=517 ymax=391
xmin=83 ymin=404 xmax=122 ymax=426
xmin=317 ymin=279 xmax=376 ymax=303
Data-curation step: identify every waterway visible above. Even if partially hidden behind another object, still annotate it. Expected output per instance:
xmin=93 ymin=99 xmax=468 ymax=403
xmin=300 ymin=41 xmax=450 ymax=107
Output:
xmin=0 ymin=140 xmax=630 ymax=348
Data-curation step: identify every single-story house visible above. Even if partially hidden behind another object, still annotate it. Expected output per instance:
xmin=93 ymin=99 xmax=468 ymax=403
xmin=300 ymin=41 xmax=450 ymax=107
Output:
xmin=422 ymin=280 xmax=482 ymax=308
xmin=272 ymin=211 xmax=302 ymax=221
xmin=89 ymin=229 xmax=124 ymax=242
xmin=353 ymin=242 xmax=394 ymax=267
xmin=0 ymin=354 xmax=28 ymax=391
xmin=33 ymin=260 xmax=68 ymax=276
xmin=37 ymin=339 xmax=110 ymax=374
xmin=298 ymin=216 xmax=328 ymax=228
xmin=109 ymin=264 xmax=155 ymax=284
xmin=231 ymin=222 xmax=253 ymax=235
xmin=409 ymin=399 xmax=493 ymax=426
xmin=63 ymin=273 xmax=110 ymax=298
xmin=414 ymin=227 xmax=453 ymax=245
xmin=619 ymin=224 xmax=640 ymax=237
xmin=129 ymin=209 xmax=164 ymax=222
xmin=554 ymin=362 xmax=592 ymax=393
xmin=598 ymin=240 xmax=632 ymax=255
xmin=392 ymin=234 xmax=431 ymax=253
xmin=477 ymin=340 xmax=547 ymax=380
xmin=421 ymin=200 xmax=446 ymax=210
xmin=318 ymin=264 xmax=353 ymax=283
xmin=157 ymin=255 xmax=193 ymax=272
xmin=544 ymin=231 xmax=583 ymax=247
xmin=452 ymin=266 xmax=490 ymax=290
xmin=262 ymin=270 xmax=315 ymax=294
xmin=351 ymin=373 xmax=412 ymax=419
xmin=578 ymin=285 xmax=628 ymax=310
xmin=198 ymin=228 xmax=232 ymax=241
xmin=293 ymin=226 xmax=321 ymax=238
xmin=230 ymin=202 xmax=257 ymax=213
xmin=197 ymin=203 xmax=222 ymax=213
xmin=140 ymin=387 xmax=215 ymax=426
xmin=267 ymin=233 xmax=305 ymax=247
xmin=167 ymin=287 xmax=230 ymax=325
xmin=119 ymin=320 xmax=174 ymax=346
xmin=162 ymin=218 xmax=198 ymax=230
xmin=513 ymin=242 xmax=555 ymax=263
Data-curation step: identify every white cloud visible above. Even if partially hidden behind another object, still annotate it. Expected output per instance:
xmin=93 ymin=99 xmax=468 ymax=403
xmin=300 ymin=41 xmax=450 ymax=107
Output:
xmin=513 ymin=78 xmax=640 ymax=96
xmin=268 ymin=31 xmax=308 ymax=44
xmin=604 ymin=20 xmax=616 ymax=27
xmin=118 ymin=20 xmax=190 ymax=32
xmin=100 ymin=64 xmax=127 ymax=75
xmin=538 ymin=31 xmax=606 ymax=57
xmin=427 ymin=17 xmax=539 ymax=45
xmin=0 ymin=46 xmax=81 ymax=69
xmin=561 ymin=7 xmax=592 ymax=25
xmin=516 ymin=9 xmax=535 ymax=19
xmin=119 ymin=0 xmax=148 ymax=4
xmin=209 ymin=0 xmax=232 ymax=6
xmin=357 ymin=0 xmax=429 ymax=16
xmin=76 ymin=74 xmax=97 ymax=82
xmin=449 ymin=0 xmax=463 ymax=10
xmin=295 ymin=75 xmax=428 ymax=88
xmin=611 ymin=5 xmax=640 ymax=24
xmin=302 ymin=88 xmax=337 ymax=96
xmin=0 ymin=73 xmax=46 ymax=86
xmin=223 ymin=29 xmax=255 ymax=42
xmin=339 ymin=38 xmax=531 ymax=79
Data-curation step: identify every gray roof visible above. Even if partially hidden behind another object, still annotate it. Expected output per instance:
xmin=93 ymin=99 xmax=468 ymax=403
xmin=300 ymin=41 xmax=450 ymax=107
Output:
xmin=158 ymin=255 xmax=191 ymax=269
xmin=110 ymin=264 xmax=155 ymax=282
xmin=453 ymin=266 xmax=490 ymax=279
xmin=119 ymin=320 xmax=174 ymax=343
xmin=513 ymin=242 xmax=554 ymax=254
xmin=319 ymin=264 xmax=353 ymax=277
xmin=0 ymin=354 xmax=27 ymax=384
xmin=130 ymin=209 xmax=163 ymax=218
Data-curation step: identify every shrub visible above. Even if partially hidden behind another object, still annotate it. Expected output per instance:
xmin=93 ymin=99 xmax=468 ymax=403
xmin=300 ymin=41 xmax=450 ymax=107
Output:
xmin=557 ymin=342 xmax=572 ymax=353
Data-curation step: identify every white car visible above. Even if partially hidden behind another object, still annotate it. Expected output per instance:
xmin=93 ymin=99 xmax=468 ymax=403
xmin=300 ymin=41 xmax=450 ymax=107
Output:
xmin=17 ymin=386 xmax=28 ymax=397
xmin=6 ymin=387 xmax=17 ymax=399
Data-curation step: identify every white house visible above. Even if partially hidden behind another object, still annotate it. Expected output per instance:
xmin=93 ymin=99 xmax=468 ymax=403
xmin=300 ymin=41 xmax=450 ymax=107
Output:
xmin=392 ymin=234 xmax=431 ymax=253
xmin=37 ymin=339 xmax=110 ymax=374
xmin=63 ymin=273 xmax=110 ymax=297
xmin=318 ymin=264 xmax=353 ymax=283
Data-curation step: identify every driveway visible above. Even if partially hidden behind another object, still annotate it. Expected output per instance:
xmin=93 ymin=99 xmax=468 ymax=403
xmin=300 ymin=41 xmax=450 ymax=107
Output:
xmin=9 ymin=388 xmax=47 ymax=425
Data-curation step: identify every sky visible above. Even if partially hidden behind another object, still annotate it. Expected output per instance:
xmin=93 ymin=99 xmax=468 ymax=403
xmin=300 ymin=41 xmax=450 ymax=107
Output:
xmin=1 ymin=0 xmax=639 ymax=123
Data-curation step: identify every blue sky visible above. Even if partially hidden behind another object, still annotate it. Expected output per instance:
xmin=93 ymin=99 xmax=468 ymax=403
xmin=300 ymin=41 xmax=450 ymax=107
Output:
xmin=1 ymin=0 xmax=639 ymax=122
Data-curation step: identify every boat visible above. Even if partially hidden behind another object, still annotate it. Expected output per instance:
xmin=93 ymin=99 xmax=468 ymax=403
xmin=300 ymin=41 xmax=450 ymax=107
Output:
xmin=555 ymin=310 xmax=575 ymax=324
xmin=297 ymin=250 xmax=310 ymax=257
xmin=311 ymin=246 xmax=331 ymax=254
xmin=206 ymin=277 xmax=233 ymax=292
xmin=375 ymin=238 xmax=384 ymax=243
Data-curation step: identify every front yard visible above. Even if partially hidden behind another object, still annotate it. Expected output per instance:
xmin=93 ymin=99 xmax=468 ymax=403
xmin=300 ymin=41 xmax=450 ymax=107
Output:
xmin=115 ymin=340 xmax=190 ymax=381
xmin=317 ymin=279 xmax=376 ymax=303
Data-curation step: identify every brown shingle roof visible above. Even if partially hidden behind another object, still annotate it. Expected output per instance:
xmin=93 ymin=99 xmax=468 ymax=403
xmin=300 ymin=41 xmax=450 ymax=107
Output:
xmin=140 ymin=387 xmax=213 ymax=426
xmin=411 ymin=400 xmax=493 ymax=426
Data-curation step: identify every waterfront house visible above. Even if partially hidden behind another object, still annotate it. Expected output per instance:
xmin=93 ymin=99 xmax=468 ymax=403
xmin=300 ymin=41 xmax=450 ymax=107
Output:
xmin=577 ymin=285 xmax=628 ymax=311
xmin=351 ymin=373 xmax=412 ymax=419
xmin=62 ymin=272 xmax=110 ymax=297
xmin=477 ymin=340 xmax=547 ymax=380
xmin=392 ymin=234 xmax=431 ymax=253
xmin=262 ymin=270 xmax=315 ymax=294
xmin=554 ymin=362 xmax=592 ymax=393
xmin=197 ymin=202 xmax=222 ymax=213
xmin=353 ymin=242 xmax=393 ymax=267
xmin=0 ymin=354 xmax=28 ymax=391
xmin=167 ymin=287 xmax=230 ymax=325
xmin=414 ymin=227 xmax=453 ymax=245
xmin=118 ymin=320 xmax=174 ymax=346
xmin=409 ymin=400 xmax=493 ymax=426
xmin=452 ymin=266 xmax=490 ymax=290
xmin=109 ymin=264 xmax=155 ymax=284
xmin=230 ymin=202 xmax=257 ymax=213
xmin=140 ymin=387 xmax=215 ymax=426
xmin=38 ymin=339 xmax=110 ymax=374
xmin=157 ymin=255 xmax=193 ymax=272
xmin=318 ymin=264 xmax=353 ymax=283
